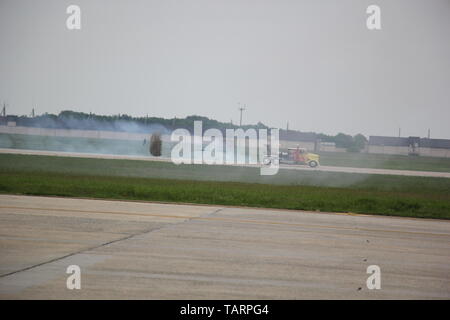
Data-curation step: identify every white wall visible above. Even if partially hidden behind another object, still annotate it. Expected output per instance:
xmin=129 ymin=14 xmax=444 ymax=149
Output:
xmin=420 ymin=147 xmax=450 ymax=158
xmin=0 ymin=125 xmax=172 ymax=142
xmin=279 ymin=140 xmax=315 ymax=151
xmin=368 ymin=145 xmax=450 ymax=158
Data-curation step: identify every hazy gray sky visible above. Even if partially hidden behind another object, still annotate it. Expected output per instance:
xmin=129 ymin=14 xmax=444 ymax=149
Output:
xmin=1 ymin=0 xmax=449 ymax=138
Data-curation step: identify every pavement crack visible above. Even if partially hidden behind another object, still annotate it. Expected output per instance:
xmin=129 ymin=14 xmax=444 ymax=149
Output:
xmin=202 ymin=207 xmax=226 ymax=218
xmin=0 ymin=206 xmax=227 ymax=279
xmin=0 ymin=223 xmax=173 ymax=279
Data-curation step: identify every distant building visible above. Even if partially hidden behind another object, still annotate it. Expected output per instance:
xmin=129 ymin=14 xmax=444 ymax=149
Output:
xmin=368 ymin=136 xmax=450 ymax=158
xmin=317 ymin=141 xmax=346 ymax=153
xmin=419 ymin=138 xmax=450 ymax=158
xmin=0 ymin=115 xmax=17 ymax=127
xmin=279 ymin=130 xmax=318 ymax=151
xmin=276 ymin=131 xmax=351 ymax=153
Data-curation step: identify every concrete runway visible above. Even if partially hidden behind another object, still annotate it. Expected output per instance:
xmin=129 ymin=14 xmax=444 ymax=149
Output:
xmin=1 ymin=147 xmax=450 ymax=178
xmin=0 ymin=195 xmax=449 ymax=299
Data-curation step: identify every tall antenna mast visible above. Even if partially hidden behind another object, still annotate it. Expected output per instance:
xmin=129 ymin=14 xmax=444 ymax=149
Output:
xmin=238 ymin=103 xmax=246 ymax=127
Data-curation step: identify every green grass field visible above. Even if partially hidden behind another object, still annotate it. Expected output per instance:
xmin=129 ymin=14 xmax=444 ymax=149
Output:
xmin=318 ymin=151 xmax=450 ymax=172
xmin=0 ymin=154 xmax=449 ymax=219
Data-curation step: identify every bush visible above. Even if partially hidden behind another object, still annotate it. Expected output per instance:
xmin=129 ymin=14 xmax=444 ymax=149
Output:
xmin=149 ymin=133 xmax=162 ymax=156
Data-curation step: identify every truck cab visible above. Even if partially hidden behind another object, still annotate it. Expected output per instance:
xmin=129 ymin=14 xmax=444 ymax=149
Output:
xmin=282 ymin=147 xmax=320 ymax=167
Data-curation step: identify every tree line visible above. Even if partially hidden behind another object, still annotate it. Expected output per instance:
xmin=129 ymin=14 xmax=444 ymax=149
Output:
xmin=10 ymin=110 xmax=368 ymax=152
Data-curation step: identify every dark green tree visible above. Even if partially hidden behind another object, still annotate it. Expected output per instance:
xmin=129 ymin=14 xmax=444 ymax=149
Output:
xmin=149 ymin=133 xmax=162 ymax=156
xmin=353 ymin=134 xmax=368 ymax=152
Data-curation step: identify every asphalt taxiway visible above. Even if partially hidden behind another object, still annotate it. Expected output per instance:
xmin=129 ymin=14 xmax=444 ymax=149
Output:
xmin=0 ymin=195 xmax=449 ymax=299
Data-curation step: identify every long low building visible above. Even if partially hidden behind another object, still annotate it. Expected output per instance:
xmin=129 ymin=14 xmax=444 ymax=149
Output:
xmin=0 ymin=124 xmax=174 ymax=141
xmin=368 ymin=136 xmax=450 ymax=158
xmin=279 ymin=130 xmax=318 ymax=151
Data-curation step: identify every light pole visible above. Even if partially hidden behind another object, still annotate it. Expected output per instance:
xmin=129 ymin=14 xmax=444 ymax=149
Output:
xmin=238 ymin=103 xmax=246 ymax=127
